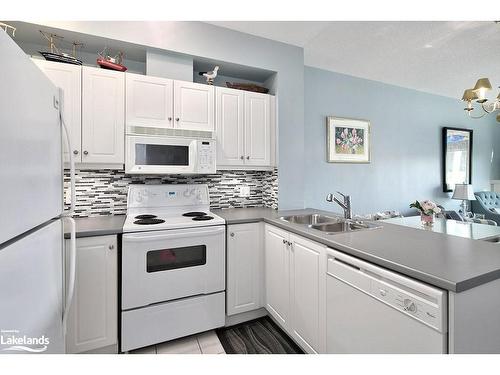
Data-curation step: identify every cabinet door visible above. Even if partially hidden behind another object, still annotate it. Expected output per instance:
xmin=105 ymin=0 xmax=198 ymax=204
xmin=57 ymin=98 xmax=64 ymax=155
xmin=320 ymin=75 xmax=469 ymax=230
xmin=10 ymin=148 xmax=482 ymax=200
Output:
xmin=215 ymin=87 xmax=245 ymax=166
xmin=264 ymin=224 xmax=290 ymax=328
xmin=289 ymin=234 xmax=327 ymax=353
xmin=126 ymin=73 xmax=173 ymax=128
xmin=244 ymin=92 xmax=271 ymax=166
xmin=66 ymin=235 xmax=117 ymax=354
xmin=173 ymin=80 xmax=214 ymax=131
xmin=227 ymin=223 xmax=264 ymax=316
xmin=82 ymin=67 xmax=125 ymax=164
xmin=33 ymin=59 xmax=82 ymax=163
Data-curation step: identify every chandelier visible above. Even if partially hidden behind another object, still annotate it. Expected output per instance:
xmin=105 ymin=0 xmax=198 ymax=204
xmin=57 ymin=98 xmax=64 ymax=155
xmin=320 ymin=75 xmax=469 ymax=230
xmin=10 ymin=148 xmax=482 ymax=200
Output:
xmin=461 ymin=78 xmax=500 ymax=122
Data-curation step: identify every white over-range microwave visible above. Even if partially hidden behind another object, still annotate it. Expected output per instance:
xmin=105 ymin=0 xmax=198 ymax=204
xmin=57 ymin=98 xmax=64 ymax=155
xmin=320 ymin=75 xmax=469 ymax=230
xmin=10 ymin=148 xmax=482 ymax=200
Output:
xmin=125 ymin=133 xmax=216 ymax=175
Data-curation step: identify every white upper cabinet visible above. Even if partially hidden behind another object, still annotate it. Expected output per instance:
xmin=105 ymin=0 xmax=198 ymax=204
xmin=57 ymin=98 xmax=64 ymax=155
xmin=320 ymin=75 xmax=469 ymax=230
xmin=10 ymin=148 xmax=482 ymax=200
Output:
xmin=174 ymin=81 xmax=214 ymax=131
xmin=244 ymin=92 xmax=271 ymax=166
xmin=125 ymin=73 xmax=173 ymax=129
xmin=82 ymin=66 xmax=125 ymax=164
xmin=215 ymin=87 xmax=273 ymax=168
xmin=216 ymin=87 xmax=245 ymax=166
xmin=33 ymin=59 xmax=82 ymax=163
xmin=125 ymin=77 xmax=214 ymax=132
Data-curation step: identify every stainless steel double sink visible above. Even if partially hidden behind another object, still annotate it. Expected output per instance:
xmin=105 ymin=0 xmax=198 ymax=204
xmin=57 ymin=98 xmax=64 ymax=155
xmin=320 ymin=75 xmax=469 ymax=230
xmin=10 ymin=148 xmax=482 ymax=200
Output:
xmin=279 ymin=213 xmax=381 ymax=235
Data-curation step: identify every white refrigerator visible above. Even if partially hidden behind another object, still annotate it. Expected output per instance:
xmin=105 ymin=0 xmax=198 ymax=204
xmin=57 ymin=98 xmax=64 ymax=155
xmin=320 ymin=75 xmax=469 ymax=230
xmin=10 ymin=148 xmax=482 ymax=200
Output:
xmin=0 ymin=30 xmax=76 ymax=354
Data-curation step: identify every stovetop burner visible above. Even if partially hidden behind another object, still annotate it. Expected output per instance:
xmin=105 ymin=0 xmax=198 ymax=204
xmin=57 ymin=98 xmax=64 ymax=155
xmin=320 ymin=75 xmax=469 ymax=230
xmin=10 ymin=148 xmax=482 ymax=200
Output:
xmin=192 ymin=216 xmax=214 ymax=221
xmin=134 ymin=218 xmax=166 ymax=225
xmin=135 ymin=214 xmax=158 ymax=220
xmin=182 ymin=212 xmax=208 ymax=217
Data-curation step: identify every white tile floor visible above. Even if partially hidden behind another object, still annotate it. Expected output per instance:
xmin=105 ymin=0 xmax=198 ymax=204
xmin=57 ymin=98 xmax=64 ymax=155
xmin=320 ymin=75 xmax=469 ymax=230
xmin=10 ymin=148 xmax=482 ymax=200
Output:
xmin=130 ymin=330 xmax=225 ymax=354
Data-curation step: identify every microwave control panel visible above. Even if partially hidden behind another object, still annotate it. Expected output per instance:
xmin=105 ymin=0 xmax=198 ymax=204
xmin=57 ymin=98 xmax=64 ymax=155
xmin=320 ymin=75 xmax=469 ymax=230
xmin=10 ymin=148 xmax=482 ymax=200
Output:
xmin=197 ymin=140 xmax=216 ymax=173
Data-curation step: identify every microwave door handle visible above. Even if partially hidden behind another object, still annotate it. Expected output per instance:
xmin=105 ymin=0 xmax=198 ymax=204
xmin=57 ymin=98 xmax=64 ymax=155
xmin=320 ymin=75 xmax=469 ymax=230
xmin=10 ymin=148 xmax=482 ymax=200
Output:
xmin=191 ymin=140 xmax=198 ymax=172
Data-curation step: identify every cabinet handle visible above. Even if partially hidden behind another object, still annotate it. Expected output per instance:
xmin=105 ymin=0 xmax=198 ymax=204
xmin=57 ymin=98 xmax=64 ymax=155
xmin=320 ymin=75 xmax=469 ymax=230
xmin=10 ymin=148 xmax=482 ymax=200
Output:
xmin=246 ymin=156 xmax=250 ymax=160
xmin=73 ymin=150 xmax=79 ymax=155
xmin=230 ymin=232 xmax=235 ymax=237
xmin=108 ymin=244 xmax=114 ymax=250
xmin=283 ymin=239 xmax=286 ymax=244
xmin=240 ymin=156 xmax=244 ymax=160
xmin=175 ymin=118 xmax=180 ymax=122
xmin=83 ymin=150 xmax=88 ymax=155
xmin=168 ymin=117 xmax=172 ymax=121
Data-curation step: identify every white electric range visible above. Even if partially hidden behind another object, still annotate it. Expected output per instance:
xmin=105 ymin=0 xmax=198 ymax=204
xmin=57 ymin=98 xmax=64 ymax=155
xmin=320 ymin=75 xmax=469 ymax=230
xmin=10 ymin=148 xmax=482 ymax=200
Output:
xmin=121 ymin=184 xmax=226 ymax=353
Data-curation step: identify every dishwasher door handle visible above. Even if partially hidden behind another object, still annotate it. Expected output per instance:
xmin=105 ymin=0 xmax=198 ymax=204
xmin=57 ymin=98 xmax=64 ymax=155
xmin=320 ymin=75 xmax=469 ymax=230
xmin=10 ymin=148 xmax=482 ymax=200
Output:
xmin=332 ymin=257 xmax=361 ymax=271
xmin=327 ymin=257 xmax=371 ymax=292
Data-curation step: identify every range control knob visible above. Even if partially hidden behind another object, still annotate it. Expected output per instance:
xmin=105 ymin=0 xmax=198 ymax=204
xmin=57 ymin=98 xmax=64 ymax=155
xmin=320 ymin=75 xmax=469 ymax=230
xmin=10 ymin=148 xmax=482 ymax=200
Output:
xmin=403 ymin=298 xmax=417 ymax=313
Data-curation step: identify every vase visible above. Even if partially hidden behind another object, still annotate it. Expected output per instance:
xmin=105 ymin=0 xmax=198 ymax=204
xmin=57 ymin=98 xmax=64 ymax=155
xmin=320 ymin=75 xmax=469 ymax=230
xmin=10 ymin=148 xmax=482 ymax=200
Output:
xmin=421 ymin=213 xmax=435 ymax=226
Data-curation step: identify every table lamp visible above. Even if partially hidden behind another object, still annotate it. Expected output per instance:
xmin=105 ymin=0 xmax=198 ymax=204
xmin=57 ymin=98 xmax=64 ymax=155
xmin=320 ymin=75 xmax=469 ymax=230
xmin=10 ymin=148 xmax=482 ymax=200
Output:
xmin=452 ymin=184 xmax=476 ymax=216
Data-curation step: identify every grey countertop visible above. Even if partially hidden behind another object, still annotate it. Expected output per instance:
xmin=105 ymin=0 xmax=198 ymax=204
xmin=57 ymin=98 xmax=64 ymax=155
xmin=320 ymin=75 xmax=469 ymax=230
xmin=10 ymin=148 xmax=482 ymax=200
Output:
xmin=64 ymin=208 xmax=500 ymax=292
xmin=212 ymin=207 xmax=281 ymax=224
xmin=64 ymin=215 xmax=125 ymax=239
xmin=385 ymin=216 xmax=500 ymax=241
xmin=215 ymin=207 xmax=500 ymax=293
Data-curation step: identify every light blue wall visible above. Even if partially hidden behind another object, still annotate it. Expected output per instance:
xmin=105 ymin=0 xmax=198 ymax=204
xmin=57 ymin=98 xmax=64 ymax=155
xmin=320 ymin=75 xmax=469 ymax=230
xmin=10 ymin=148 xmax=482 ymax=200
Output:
xmin=40 ymin=21 xmax=306 ymax=209
xmin=304 ymin=66 xmax=500 ymax=216
xmin=147 ymin=50 xmax=193 ymax=81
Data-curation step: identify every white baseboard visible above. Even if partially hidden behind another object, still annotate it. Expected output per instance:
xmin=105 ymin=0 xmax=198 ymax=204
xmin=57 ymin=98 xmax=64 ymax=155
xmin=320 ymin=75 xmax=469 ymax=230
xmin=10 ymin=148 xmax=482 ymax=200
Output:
xmin=224 ymin=308 xmax=268 ymax=327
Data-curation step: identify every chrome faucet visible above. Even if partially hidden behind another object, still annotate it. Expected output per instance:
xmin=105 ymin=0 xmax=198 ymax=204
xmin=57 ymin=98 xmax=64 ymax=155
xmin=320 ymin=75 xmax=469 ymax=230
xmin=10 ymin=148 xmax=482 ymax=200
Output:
xmin=326 ymin=191 xmax=352 ymax=220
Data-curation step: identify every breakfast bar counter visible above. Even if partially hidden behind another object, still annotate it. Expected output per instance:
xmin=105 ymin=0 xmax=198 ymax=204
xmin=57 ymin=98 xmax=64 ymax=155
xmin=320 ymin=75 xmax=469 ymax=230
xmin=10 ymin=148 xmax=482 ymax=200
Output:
xmin=215 ymin=207 xmax=500 ymax=292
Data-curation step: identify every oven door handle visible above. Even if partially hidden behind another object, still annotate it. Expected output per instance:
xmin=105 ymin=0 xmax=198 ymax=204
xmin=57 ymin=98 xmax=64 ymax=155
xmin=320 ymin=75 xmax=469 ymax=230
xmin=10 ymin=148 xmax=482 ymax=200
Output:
xmin=123 ymin=227 xmax=225 ymax=242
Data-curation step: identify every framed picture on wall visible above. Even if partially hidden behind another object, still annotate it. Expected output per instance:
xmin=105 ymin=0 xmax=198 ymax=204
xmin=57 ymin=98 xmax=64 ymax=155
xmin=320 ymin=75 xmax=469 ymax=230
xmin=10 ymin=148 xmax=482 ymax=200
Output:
xmin=442 ymin=127 xmax=473 ymax=192
xmin=327 ymin=116 xmax=371 ymax=163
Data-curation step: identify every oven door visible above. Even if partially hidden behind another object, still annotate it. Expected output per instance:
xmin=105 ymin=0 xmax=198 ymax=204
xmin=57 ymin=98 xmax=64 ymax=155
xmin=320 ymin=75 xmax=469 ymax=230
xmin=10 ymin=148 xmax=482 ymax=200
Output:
xmin=122 ymin=225 xmax=225 ymax=310
xmin=125 ymin=135 xmax=197 ymax=174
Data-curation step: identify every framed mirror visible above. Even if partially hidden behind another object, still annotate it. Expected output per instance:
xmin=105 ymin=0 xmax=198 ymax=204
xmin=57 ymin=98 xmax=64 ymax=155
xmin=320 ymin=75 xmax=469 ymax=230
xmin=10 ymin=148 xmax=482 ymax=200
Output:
xmin=442 ymin=127 xmax=473 ymax=192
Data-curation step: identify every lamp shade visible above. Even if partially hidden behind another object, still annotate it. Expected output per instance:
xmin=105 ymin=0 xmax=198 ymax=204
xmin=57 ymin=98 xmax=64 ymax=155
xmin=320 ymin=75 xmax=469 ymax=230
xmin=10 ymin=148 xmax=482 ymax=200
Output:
xmin=473 ymin=78 xmax=492 ymax=91
xmin=452 ymin=184 xmax=476 ymax=200
xmin=461 ymin=89 xmax=478 ymax=101
xmin=472 ymin=78 xmax=492 ymax=100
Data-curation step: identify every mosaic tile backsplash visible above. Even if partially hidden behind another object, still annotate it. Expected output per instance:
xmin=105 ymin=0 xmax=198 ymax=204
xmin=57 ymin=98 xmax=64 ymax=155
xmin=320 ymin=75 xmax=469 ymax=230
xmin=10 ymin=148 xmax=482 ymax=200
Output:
xmin=64 ymin=168 xmax=278 ymax=217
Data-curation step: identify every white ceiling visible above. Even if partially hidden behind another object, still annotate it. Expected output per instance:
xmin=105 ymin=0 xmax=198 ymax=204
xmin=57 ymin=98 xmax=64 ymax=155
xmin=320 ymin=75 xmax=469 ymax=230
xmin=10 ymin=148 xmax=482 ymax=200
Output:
xmin=208 ymin=21 xmax=500 ymax=99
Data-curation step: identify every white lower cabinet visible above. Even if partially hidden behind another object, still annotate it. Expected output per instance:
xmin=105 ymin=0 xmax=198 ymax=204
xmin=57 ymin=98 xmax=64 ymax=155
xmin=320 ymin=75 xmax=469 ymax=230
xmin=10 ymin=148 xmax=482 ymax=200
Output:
xmin=289 ymin=234 xmax=327 ymax=353
xmin=226 ymin=223 xmax=264 ymax=315
xmin=65 ymin=235 xmax=118 ymax=354
xmin=264 ymin=224 xmax=327 ymax=353
xmin=264 ymin=225 xmax=291 ymax=329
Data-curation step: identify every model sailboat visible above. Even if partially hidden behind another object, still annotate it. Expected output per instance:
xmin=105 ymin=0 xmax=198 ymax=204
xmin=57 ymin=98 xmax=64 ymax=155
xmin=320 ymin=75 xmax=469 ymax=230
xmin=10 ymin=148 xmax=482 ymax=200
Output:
xmin=38 ymin=30 xmax=83 ymax=65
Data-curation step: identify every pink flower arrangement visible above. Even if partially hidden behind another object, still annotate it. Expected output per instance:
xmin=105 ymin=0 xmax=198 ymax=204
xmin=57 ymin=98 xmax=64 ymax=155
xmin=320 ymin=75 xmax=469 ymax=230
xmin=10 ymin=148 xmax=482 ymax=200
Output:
xmin=409 ymin=200 xmax=442 ymax=216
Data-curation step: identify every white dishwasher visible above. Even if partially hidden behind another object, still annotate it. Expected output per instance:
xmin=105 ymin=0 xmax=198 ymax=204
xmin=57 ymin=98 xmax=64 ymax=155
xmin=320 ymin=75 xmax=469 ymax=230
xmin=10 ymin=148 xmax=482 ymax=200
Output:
xmin=326 ymin=248 xmax=447 ymax=354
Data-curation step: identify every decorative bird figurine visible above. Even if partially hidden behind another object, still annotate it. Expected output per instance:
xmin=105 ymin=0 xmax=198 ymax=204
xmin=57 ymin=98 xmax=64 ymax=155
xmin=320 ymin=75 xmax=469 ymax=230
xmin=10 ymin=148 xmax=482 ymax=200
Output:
xmin=199 ymin=65 xmax=219 ymax=85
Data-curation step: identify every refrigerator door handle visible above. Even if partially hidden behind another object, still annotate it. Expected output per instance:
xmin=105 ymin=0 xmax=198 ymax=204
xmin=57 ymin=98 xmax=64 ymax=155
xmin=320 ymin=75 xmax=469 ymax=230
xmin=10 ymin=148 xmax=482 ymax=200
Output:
xmin=62 ymin=216 xmax=76 ymax=336
xmin=59 ymin=88 xmax=77 ymax=337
